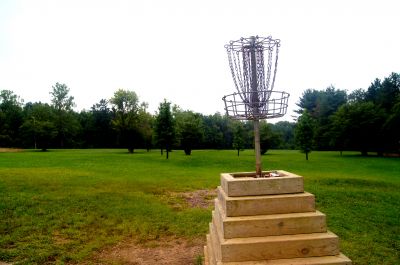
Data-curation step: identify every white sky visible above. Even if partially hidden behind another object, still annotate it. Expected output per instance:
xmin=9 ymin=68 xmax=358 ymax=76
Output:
xmin=1 ymin=0 xmax=399 ymax=121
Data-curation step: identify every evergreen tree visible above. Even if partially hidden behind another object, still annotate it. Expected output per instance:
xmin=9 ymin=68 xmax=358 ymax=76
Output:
xmin=154 ymin=100 xmax=175 ymax=158
xmin=295 ymin=110 xmax=315 ymax=160
xmin=232 ymin=121 xmax=246 ymax=156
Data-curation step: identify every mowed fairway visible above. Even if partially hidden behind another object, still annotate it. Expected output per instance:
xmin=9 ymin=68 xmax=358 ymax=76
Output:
xmin=0 ymin=149 xmax=399 ymax=264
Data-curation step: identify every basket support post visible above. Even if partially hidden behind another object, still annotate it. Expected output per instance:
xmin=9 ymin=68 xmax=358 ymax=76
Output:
xmin=250 ymin=37 xmax=263 ymax=177
xmin=254 ymin=119 xmax=262 ymax=177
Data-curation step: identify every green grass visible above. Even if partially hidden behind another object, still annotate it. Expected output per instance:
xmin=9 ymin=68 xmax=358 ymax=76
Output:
xmin=0 ymin=149 xmax=399 ymax=264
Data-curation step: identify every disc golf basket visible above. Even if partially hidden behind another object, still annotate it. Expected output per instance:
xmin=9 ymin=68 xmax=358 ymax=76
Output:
xmin=223 ymin=35 xmax=289 ymax=177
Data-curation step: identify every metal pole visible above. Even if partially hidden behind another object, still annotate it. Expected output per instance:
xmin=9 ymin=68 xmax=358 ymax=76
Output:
xmin=253 ymin=119 xmax=262 ymax=177
xmin=250 ymin=37 xmax=262 ymax=177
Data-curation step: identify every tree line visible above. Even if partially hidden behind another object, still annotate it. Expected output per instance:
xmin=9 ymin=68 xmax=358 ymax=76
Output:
xmin=1 ymin=72 xmax=399 ymax=157
xmin=295 ymin=72 xmax=400 ymax=157
xmin=0 ymin=83 xmax=295 ymax=154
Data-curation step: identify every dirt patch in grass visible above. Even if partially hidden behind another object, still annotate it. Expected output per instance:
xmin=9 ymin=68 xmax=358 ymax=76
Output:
xmin=180 ymin=189 xmax=216 ymax=209
xmin=90 ymin=236 xmax=204 ymax=265
xmin=84 ymin=189 xmax=215 ymax=264
xmin=156 ymin=188 xmax=216 ymax=211
xmin=0 ymin=148 xmax=23 ymax=152
xmin=52 ymin=231 xmax=73 ymax=245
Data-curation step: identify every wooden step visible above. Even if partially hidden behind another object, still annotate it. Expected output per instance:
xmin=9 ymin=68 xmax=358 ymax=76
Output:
xmin=221 ymin=171 xmax=304 ymax=197
xmin=204 ymin=245 xmax=210 ymax=265
xmin=217 ymin=186 xmax=315 ymax=217
xmin=214 ymin=199 xmax=326 ymax=238
xmin=206 ymin=234 xmax=216 ymax=265
xmin=211 ymin=221 xmax=340 ymax=262
xmin=209 ymin=222 xmax=222 ymax=262
xmin=215 ymin=253 xmax=352 ymax=265
xmin=208 ymin=221 xmax=350 ymax=264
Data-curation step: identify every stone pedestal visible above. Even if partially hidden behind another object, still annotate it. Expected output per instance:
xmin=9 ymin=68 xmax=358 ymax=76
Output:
xmin=204 ymin=170 xmax=352 ymax=265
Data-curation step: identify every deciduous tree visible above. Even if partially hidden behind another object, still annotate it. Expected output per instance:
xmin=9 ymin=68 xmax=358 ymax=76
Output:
xmin=175 ymin=110 xmax=204 ymax=155
xmin=20 ymin=102 xmax=57 ymax=151
xmin=50 ymin=83 xmax=80 ymax=147
xmin=270 ymin=121 xmax=295 ymax=149
xmin=110 ymin=89 xmax=141 ymax=153
xmin=259 ymin=121 xmax=282 ymax=155
xmin=90 ymin=99 xmax=116 ymax=147
xmin=0 ymin=90 xmax=24 ymax=147
xmin=332 ymin=102 xmax=386 ymax=156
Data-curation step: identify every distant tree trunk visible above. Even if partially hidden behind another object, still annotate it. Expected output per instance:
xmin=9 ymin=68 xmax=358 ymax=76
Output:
xmin=128 ymin=148 xmax=134 ymax=153
xmin=237 ymin=149 xmax=240 ymax=156
xmin=361 ymin=150 xmax=368 ymax=156
xmin=160 ymin=148 xmax=163 ymax=155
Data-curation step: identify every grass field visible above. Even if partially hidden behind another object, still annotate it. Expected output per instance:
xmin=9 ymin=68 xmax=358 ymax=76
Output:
xmin=0 ymin=149 xmax=399 ymax=264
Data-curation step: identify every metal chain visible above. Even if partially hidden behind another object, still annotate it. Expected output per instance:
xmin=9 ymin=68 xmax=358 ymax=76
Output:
xmin=223 ymin=36 xmax=286 ymax=120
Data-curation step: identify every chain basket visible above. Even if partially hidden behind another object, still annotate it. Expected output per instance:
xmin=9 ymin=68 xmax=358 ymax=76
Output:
xmin=223 ymin=90 xmax=289 ymax=120
xmin=225 ymin=36 xmax=281 ymax=101
xmin=223 ymin=35 xmax=289 ymax=121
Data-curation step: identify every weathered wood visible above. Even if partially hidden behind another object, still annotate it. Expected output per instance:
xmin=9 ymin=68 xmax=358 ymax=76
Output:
xmin=205 ymin=171 xmax=352 ymax=265
xmin=204 ymin=245 xmax=210 ymax=265
xmin=206 ymin=234 xmax=216 ymax=265
xmin=210 ymin=222 xmax=222 ymax=262
xmin=214 ymin=199 xmax=326 ymax=238
xmin=218 ymin=186 xmax=315 ymax=217
xmin=220 ymin=171 xmax=304 ymax=197
xmin=218 ymin=231 xmax=340 ymax=262
xmin=216 ymin=253 xmax=352 ymax=265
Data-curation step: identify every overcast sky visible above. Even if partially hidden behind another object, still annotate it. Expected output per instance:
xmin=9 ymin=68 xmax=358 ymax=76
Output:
xmin=1 ymin=0 xmax=399 ymax=121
